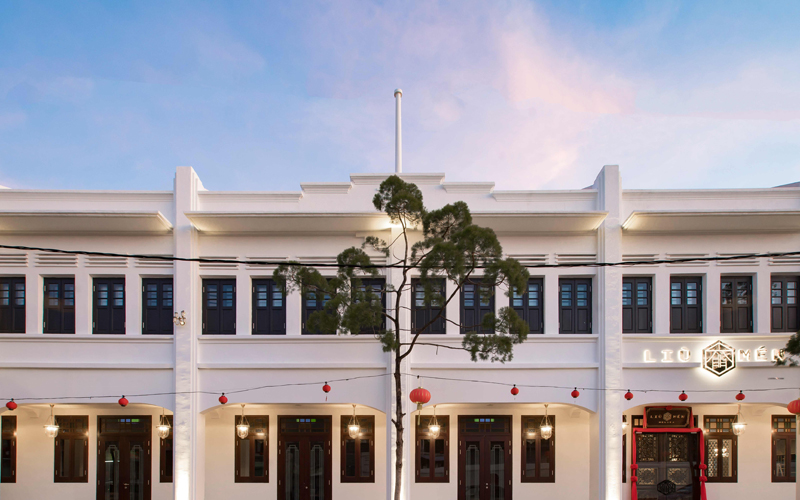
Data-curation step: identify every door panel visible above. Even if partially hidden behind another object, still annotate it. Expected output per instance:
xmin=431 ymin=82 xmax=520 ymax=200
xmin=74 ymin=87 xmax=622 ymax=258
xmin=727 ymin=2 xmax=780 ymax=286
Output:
xmin=97 ymin=417 xmax=151 ymax=500
xmin=458 ymin=417 xmax=512 ymax=500
xmin=464 ymin=440 xmax=481 ymax=500
xmin=278 ymin=417 xmax=331 ymax=500
xmin=636 ymin=433 xmax=699 ymax=500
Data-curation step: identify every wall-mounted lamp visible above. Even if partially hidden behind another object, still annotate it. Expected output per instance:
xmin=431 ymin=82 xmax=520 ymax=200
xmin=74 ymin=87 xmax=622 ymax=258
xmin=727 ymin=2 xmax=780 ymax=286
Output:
xmin=173 ymin=310 xmax=186 ymax=326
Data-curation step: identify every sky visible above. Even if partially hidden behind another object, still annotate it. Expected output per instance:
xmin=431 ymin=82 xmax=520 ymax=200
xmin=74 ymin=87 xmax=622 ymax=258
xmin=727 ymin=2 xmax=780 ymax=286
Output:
xmin=0 ymin=0 xmax=798 ymax=191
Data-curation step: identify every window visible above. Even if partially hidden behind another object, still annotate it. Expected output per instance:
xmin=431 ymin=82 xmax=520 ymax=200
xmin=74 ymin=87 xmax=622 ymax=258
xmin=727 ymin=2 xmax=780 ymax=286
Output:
xmin=771 ymin=276 xmax=799 ymax=332
xmin=43 ymin=278 xmax=75 ymax=334
xmin=411 ymin=279 xmax=445 ymax=334
xmin=622 ymin=432 xmax=627 ymax=483
xmin=704 ymin=416 xmax=737 ymax=482
xmin=252 ymin=279 xmax=285 ymax=334
xmin=415 ymin=415 xmax=448 ymax=482
xmin=720 ymin=276 xmax=752 ymax=333
xmin=670 ymin=277 xmax=702 ymax=333
xmin=521 ymin=416 xmax=555 ymax=482
xmin=559 ymin=278 xmax=592 ymax=334
xmin=93 ymin=278 xmax=125 ymax=334
xmin=355 ymin=278 xmax=386 ymax=335
xmin=772 ymin=416 xmax=796 ymax=482
xmin=302 ymin=280 xmax=334 ymax=334
xmin=0 ymin=277 xmax=25 ymax=333
xmin=160 ymin=415 xmax=173 ymax=483
xmin=1 ymin=415 xmax=16 ymax=483
xmin=341 ymin=415 xmax=374 ymax=482
xmin=622 ymin=277 xmax=651 ymax=333
xmin=511 ymin=278 xmax=544 ymax=333
xmin=54 ymin=416 xmax=88 ymax=483
xmin=143 ymin=278 xmax=174 ymax=335
xmin=202 ymin=279 xmax=236 ymax=334
xmin=461 ymin=280 xmax=494 ymax=334
xmin=235 ymin=415 xmax=268 ymax=483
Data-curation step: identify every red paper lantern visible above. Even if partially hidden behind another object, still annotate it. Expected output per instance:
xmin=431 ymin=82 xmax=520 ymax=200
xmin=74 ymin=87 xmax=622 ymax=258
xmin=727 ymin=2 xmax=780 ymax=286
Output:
xmin=735 ymin=391 xmax=745 ymax=401
xmin=219 ymin=393 xmax=228 ymax=405
xmin=5 ymin=399 xmax=17 ymax=411
xmin=624 ymin=390 xmax=634 ymax=401
xmin=409 ymin=385 xmax=431 ymax=412
xmin=118 ymin=396 xmax=129 ymax=407
xmin=788 ymin=399 xmax=800 ymax=415
xmin=510 ymin=385 xmax=519 ymax=396
xmin=679 ymin=391 xmax=688 ymax=402
xmin=571 ymin=388 xmax=580 ymax=399
xmin=322 ymin=383 xmax=331 ymax=394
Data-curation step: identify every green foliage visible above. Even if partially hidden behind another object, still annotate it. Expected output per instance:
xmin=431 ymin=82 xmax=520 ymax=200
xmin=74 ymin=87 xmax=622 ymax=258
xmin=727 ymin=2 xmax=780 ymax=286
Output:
xmin=372 ymin=175 xmax=425 ymax=226
xmin=777 ymin=331 xmax=800 ymax=366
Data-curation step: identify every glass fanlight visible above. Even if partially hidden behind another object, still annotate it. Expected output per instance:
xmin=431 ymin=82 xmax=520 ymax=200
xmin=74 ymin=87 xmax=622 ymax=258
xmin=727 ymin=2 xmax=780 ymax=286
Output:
xmin=237 ymin=404 xmax=250 ymax=439
xmin=156 ymin=408 xmax=171 ymax=439
xmin=428 ymin=405 xmax=441 ymax=439
xmin=44 ymin=404 xmax=59 ymax=438
xmin=348 ymin=404 xmax=361 ymax=439
xmin=732 ymin=404 xmax=746 ymax=436
xmin=540 ymin=404 xmax=553 ymax=440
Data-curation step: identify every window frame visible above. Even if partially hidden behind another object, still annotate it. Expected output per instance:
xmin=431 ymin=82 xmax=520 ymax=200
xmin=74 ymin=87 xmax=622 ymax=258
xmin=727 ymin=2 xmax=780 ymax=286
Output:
xmin=703 ymin=415 xmax=738 ymax=483
xmin=622 ymin=277 xmax=652 ymax=333
xmin=411 ymin=278 xmax=446 ymax=335
xmin=772 ymin=415 xmax=797 ymax=483
xmin=670 ymin=276 xmax=703 ymax=334
xmin=1 ymin=415 xmax=16 ymax=483
xmin=415 ymin=415 xmax=449 ymax=483
xmin=460 ymin=279 xmax=495 ymax=334
xmin=521 ymin=415 xmax=556 ymax=483
xmin=771 ymin=275 xmax=799 ymax=333
xmin=559 ymin=278 xmax=592 ymax=334
xmin=720 ymin=276 xmax=753 ymax=333
xmin=53 ymin=415 xmax=89 ymax=483
xmin=202 ymin=279 xmax=236 ymax=335
xmin=159 ymin=415 xmax=173 ymax=483
xmin=234 ymin=415 xmax=268 ymax=483
xmin=142 ymin=277 xmax=174 ymax=335
xmin=0 ymin=276 xmax=25 ymax=333
xmin=340 ymin=415 xmax=375 ymax=483
xmin=43 ymin=277 xmax=75 ymax=334
xmin=93 ymin=277 xmax=126 ymax=334
xmin=252 ymin=279 xmax=286 ymax=335
xmin=511 ymin=278 xmax=544 ymax=334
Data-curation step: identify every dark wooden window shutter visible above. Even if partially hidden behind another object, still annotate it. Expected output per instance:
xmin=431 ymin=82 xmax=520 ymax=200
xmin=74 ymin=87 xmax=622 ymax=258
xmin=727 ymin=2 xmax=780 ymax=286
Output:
xmin=202 ymin=279 xmax=236 ymax=334
xmin=142 ymin=278 xmax=174 ymax=335
xmin=720 ymin=276 xmax=753 ymax=333
xmin=411 ymin=279 xmax=446 ymax=335
xmin=0 ymin=277 xmax=25 ymax=333
xmin=559 ymin=278 xmax=592 ymax=334
xmin=461 ymin=280 xmax=494 ymax=334
xmin=43 ymin=278 xmax=75 ymax=334
xmin=93 ymin=277 xmax=125 ymax=334
xmin=622 ymin=277 xmax=652 ymax=333
xmin=771 ymin=276 xmax=799 ymax=333
xmin=670 ymin=276 xmax=703 ymax=333
xmin=252 ymin=279 xmax=286 ymax=335
xmin=511 ymin=278 xmax=544 ymax=334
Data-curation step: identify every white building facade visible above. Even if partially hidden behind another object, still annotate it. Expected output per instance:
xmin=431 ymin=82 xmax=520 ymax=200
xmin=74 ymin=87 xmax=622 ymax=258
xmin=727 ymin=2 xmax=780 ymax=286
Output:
xmin=0 ymin=165 xmax=798 ymax=500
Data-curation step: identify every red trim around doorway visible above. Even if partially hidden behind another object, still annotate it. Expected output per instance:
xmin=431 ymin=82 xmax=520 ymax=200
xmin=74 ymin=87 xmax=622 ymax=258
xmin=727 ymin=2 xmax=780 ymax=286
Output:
xmin=630 ymin=427 xmax=707 ymax=500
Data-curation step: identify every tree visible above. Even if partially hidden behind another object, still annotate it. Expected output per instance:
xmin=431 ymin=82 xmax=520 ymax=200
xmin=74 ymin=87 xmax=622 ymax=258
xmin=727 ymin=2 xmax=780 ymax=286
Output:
xmin=274 ymin=175 xmax=530 ymax=500
xmin=778 ymin=332 xmax=800 ymax=366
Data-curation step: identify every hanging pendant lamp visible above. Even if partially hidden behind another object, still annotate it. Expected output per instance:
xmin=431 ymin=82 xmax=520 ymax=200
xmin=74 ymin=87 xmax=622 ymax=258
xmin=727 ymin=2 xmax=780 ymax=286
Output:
xmin=44 ymin=404 xmax=59 ymax=438
xmin=348 ymin=404 xmax=361 ymax=439
xmin=156 ymin=408 xmax=171 ymax=439
xmin=540 ymin=404 xmax=553 ymax=440
xmin=428 ymin=405 xmax=441 ymax=439
xmin=237 ymin=404 xmax=250 ymax=439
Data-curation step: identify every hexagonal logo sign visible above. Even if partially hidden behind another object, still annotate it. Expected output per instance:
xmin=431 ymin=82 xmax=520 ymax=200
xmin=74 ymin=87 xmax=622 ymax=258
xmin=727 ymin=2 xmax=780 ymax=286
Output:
xmin=703 ymin=340 xmax=736 ymax=377
xmin=657 ymin=479 xmax=677 ymax=495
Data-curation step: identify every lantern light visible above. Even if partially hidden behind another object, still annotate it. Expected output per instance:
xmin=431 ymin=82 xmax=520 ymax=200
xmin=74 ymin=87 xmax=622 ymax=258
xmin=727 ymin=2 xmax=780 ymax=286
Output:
xmin=679 ymin=391 xmax=688 ymax=402
xmin=510 ymin=385 xmax=519 ymax=397
xmin=732 ymin=404 xmax=746 ymax=436
xmin=571 ymin=388 xmax=580 ymax=399
xmin=156 ymin=408 xmax=171 ymax=440
xmin=348 ymin=404 xmax=361 ymax=439
xmin=219 ymin=393 xmax=228 ymax=405
xmin=622 ymin=416 xmax=629 ymax=431
xmin=118 ymin=396 xmax=129 ymax=407
xmin=788 ymin=398 xmax=800 ymax=415
xmin=43 ymin=404 xmax=59 ymax=438
xmin=237 ymin=404 xmax=250 ymax=440
xmin=5 ymin=399 xmax=17 ymax=411
xmin=625 ymin=390 xmax=634 ymax=401
xmin=540 ymin=404 xmax=553 ymax=440
xmin=428 ymin=405 xmax=441 ymax=439
xmin=735 ymin=391 xmax=745 ymax=401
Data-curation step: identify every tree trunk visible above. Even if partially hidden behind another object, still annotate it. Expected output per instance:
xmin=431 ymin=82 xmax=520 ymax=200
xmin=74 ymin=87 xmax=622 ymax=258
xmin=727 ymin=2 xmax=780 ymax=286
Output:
xmin=393 ymin=353 xmax=404 ymax=500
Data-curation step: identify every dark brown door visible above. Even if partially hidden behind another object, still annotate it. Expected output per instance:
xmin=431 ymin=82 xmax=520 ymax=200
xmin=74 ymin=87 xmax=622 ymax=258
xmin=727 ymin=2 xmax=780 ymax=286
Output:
xmin=97 ymin=417 xmax=151 ymax=500
xmin=635 ymin=432 xmax=699 ymax=500
xmin=278 ymin=417 xmax=332 ymax=500
xmin=458 ymin=417 xmax=512 ymax=500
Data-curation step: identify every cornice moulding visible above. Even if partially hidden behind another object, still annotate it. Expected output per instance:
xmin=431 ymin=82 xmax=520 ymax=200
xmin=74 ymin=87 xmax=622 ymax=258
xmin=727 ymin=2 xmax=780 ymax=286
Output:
xmin=300 ymin=182 xmax=353 ymax=194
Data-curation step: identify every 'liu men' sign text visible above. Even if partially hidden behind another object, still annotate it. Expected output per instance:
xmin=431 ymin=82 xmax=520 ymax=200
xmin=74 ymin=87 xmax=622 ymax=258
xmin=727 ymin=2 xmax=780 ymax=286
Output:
xmin=642 ymin=340 xmax=786 ymax=377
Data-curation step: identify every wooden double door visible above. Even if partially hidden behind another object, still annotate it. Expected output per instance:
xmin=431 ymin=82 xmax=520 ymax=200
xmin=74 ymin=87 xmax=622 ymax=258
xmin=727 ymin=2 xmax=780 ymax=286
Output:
xmin=635 ymin=432 xmax=700 ymax=500
xmin=97 ymin=416 xmax=151 ymax=500
xmin=458 ymin=416 xmax=512 ymax=500
xmin=278 ymin=416 xmax=332 ymax=500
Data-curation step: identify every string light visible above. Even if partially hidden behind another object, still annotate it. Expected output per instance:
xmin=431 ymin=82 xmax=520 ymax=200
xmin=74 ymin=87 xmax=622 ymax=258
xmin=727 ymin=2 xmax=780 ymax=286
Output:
xmin=237 ymin=404 xmax=250 ymax=439
xmin=348 ymin=404 xmax=361 ymax=439
xmin=43 ymin=404 xmax=59 ymax=438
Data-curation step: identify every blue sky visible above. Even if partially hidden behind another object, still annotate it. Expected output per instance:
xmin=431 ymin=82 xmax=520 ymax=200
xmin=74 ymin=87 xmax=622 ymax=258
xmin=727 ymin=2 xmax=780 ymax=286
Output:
xmin=1 ymin=1 xmax=798 ymax=191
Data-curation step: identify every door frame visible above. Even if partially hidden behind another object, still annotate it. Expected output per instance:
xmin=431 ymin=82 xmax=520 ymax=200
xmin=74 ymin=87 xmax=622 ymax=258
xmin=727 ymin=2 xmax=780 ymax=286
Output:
xmin=96 ymin=415 xmax=152 ymax=500
xmin=277 ymin=415 xmax=333 ymax=500
xmin=457 ymin=415 xmax=513 ymax=500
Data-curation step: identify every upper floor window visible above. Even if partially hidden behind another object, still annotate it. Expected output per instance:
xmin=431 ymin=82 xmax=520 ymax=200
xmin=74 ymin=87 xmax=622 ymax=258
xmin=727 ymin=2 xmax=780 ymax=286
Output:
xmin=93 ymin=277 xmax=125 ymax=334
xmin=411 ymin=279 xmax=445 ymax=335
xmin=235 ymin=415 xmax=268 ymax=483
xmin=415 ymin=415 xmax=449 ymax=483
xmin=511 ymin=278 xmax=544 ymax=334
xmin=461 ymin=280 xmax=494 ymax=334
xmin=341 ymin=415 xmax=374 ymax=482
xmin=0 ymin=277 xmax=25 ymax=333
xmin=622 ymin=277 xmax=651 ymax=333
xmin=142 ymin=278 xmax=174 ymax=335
xmin=720 ymin=276 xmax=752 ymax=333
xmin=771 ymin=276 xmax=799 ymax=333
xmin=355 ymin=278 xmax=386 ymax=335
xmin=303 ymin=279 xmax=334 ymax=334
xmin=670 ymin=277 xmax=702 ymax=333
xmin=1 ymin=415 xmax=16 ymax=483
xmin=252 ymin=279 xmax=285 ymax=335
xmin=54 ymin=416 xmax=89 ymax=483
xmin=43 ymin=278 xmax=75 ymax=334
xmin=203 ymin=279 xmax=236 ymax=334
xmin=521 ymin=415 xmax=555 ymax=482
xmin=704 ymin=415 xmax=737 ymax=483
xmin=559 ymin=278 xmax=592 ymax=334
xmin=772 ymin=415 xmax=796 ymax=483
